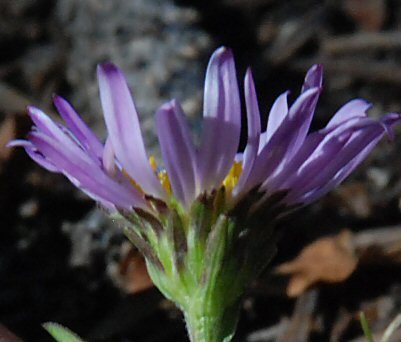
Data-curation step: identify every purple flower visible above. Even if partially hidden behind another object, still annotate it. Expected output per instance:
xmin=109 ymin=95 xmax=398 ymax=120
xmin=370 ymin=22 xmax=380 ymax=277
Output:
xmin=9 ymin=46 xmax=401 ymax=342
xmin=9 ymin=47 xmax=401 ymax=213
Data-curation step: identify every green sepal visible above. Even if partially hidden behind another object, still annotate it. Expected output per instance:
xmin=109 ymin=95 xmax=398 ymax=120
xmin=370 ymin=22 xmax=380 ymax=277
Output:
xmin=120 ymin=189 xmax=282 ymax=342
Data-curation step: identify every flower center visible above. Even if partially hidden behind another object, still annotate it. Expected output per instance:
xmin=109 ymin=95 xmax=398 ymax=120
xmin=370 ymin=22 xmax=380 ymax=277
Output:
xmin=222 ymin=161 xmax=242 ymax=194
xmin=148 ymin=156 xmax=242 ymax=199
xmin=149 ymin=156 xmax=172 ymax=195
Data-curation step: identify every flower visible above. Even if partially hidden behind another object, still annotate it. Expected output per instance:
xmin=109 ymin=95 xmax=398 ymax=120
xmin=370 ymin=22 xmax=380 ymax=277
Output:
xmin=9 ymin=47 xmax=399 ymax=214
xmin=9 ymin=47 xmax=401 ymax=341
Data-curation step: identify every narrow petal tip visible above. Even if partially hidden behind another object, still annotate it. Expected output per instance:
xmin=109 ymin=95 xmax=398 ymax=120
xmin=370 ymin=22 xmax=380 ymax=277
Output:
xmin=97 ymin=62 xmax=121 ymax=78
xmin=26 ymin=105 xmax=35 ymax=114
xmin=52 ymin=94 xmax=68 ymax=110
xmin=157 ymin=100 xmax=177 ymax=117
xmin=52 ymin=93 xmax=62 ymax=103
xmin=215 ymin=46 xmax=230 ymax=54
xmin=381 ymin=112 xmax=401 ymax=140
xmin=6 ymin=139 xmax=30 ymax=148
xmin=245 ymin=67 xmax=254 ymax=82
xmin=26 ymin=105 xmax=44 ymax=119
xmin=210 ymin=46 xmax=233 ymax=64
xmin=357 ymin=98 xmax=372 ymax=108
xmin=309 ymin=64 xmax=323 ymax=78
xmin=382 ymin=112 xmax=401 ymax=125
xmin=52 ymin=94 xmax=69 ymax=113
xmin=302 ymin=64 xmax=323 ymax=92
xmin=311 ymin=64 xmax=323 ymax=74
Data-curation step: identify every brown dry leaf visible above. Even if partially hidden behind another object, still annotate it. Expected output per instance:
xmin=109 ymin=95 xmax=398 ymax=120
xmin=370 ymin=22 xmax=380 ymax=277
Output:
xmin=276 ymin=230 xmax=358 ymax=297
xmin=117 ymin=243 xmax=153 ymax=294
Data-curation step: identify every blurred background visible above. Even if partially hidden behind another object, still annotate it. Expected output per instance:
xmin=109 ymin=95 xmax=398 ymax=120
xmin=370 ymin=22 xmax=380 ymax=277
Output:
xmin=2 ymin=0 xmax=401 ymax=341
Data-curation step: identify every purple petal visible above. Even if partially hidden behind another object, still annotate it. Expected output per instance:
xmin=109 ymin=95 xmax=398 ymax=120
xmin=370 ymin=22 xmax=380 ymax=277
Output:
xmin=25 ymin=106 xmax=145 ymax=208
xmin=27 ymin=106 xmax=61 ymax=138
xmin=97 ymin=63 xmax=164 ymax=198
xmin=156 ymin=99 xmax=197 ymax=205
xmin=257 ymin=132 xmax=269 ymax=153
xmin=277 ymin=65 xmax=323 ymax=159
xmin=102 ymin=137 xmax=117 ymax=176
xmin=326 ymin=99 xmax=371 ymax=129
xmin=286 ymin=121 xmax=388 ymax=204
xmin=198 ymin=47 xmax=241 ymax=192
xmin=281 ymin=129 xmax=354 ymax=195
xmin=264 ymin=91 xmax=289 ymax=145
xmin=29 ymin=131 xmax=146 ymax=209
xmin=379 ymin=112 xmax=401 ymax=140
xmin=26 ymin=148 xmax=59 ymax=172
xmin=301 ymin=113 xmax=401 ymax=204
xmin=235 ymin=68 xmax=261 ymax=194
xmin=9 ymin=139 xmax=59 ymax=172
xmin=53 ymin=95 xmax=104 ymax=160
xmin=261 ymin=130 xmax=326 ymax=193
xmin=242 ymin=87 xmax=321 ymax=192
xmin=263 ymin=114 xmax=376 ymax=193
xmin=27 ymin=106 xmax=98 ymax=161
xmin=301 ymin=64 xmax=323 ymax=93
xmin=286 ymin=87 xmax=321 ymax=159
xmin=301 ymin=138 xmax=380 ymax=205
xmin=7 ymin=139 xmax=31 ymax=148
xmin=102 ymin=136 xmax=144 ymax=193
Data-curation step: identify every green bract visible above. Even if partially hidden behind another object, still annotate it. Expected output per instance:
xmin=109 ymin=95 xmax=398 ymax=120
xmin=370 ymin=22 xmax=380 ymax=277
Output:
xmin=120 ymin=188 xmax=279 ymax=341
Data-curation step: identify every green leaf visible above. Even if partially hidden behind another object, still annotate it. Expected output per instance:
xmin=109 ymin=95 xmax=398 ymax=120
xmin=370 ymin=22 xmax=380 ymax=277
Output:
xmin=42 ymin=322 xmax=85 ymax=342
xmin=359 ymin=312 xmax=375 ymax=342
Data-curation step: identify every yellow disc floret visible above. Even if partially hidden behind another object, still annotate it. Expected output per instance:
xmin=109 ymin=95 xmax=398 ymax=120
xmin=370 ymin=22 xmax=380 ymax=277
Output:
xmin=158 ymin=170 xmax=172 ymax=195
xmin=148 ymin=156 xmax=241 ymax=199
xmin=149 ymin=155 xmax=157 ymax=172
xmin=223 ymin=161 xmax=242 ymax=194
xmin=149 ymin=156 xmax=172 ymax=195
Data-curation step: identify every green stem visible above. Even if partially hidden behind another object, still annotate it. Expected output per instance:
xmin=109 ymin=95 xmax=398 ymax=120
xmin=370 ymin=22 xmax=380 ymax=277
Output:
xmin=185 ymin=312 xmax=222 ymax=342
xmin=185 ymin=313 xmax=231 ymax=342
xmin=183 ymin=301 xmax=241 ymax=342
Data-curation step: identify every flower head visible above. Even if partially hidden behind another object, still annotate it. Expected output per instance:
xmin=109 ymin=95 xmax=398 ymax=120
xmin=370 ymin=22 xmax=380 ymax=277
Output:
xmin=9 ymin=47 xmax=401 ymax=341
xmin=10 ymin=47 xmax=399 ymax=214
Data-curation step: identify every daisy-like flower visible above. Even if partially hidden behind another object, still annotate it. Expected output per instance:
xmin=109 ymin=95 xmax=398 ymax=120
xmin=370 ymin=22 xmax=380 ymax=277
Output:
xmin=10 ymin=47 xmax=401 ymax=342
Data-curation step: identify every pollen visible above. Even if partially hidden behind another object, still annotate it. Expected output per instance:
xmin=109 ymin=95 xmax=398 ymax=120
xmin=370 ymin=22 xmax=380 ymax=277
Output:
xmin=158 ymin=170 xmax=172 ymax=195
xmin=149 ymin=156 xmax=172 ymax=195
xmin=223 ymin=161 xmax=242 ymax=193
xmin=149 ymin=155 xmax=157 ymax=172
